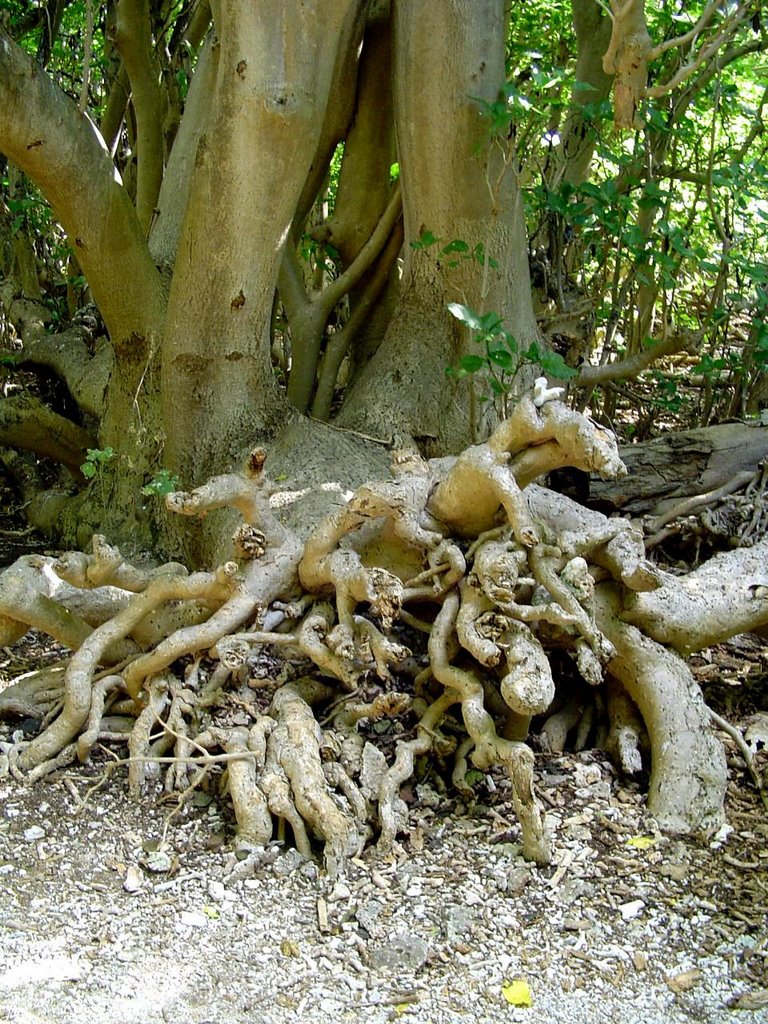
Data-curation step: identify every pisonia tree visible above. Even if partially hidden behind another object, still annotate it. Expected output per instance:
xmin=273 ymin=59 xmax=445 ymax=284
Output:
xmin=0 ymin=1 xmax=765 ymax=871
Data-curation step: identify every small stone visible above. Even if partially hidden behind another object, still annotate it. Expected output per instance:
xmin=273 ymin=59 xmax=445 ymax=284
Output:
xmin=442 ymin=904 xmax=475 ymax=943
xmin=658 ymin=862 xmax=688 ymax=882
xmin=300 ymin=860 xmax=319 ymax=882
xmin=208 ymin=880 xmax=226 ymax=902
xmin=369 ymin=931 xmax=429 ymax=972
xmin=115 ymin=948 xmax=139 ymax=963
xmin=562 ymin=917 xmax=590 ymax=932
xmin=144 ymin=850 xmax=172 ymax=873
xmin=633 ymin=951 xmax=649 ymax=971
xmin=355 ymin=899 xmax=384 ymax=937
xmin=506 ymin=866 xmax=531 ymax=896
xmin=328 ymin=880 xmax=351 ymax=902
xmin=122 ymin=865 xmax=143 ymax=893
xmin=273 ymin=848 xmax=304 ymax=878
xmin=22 ymin=826 xmax=45 ymax=842
xmin=667 ymin=968 xmax=702 ymax=993
xmin=619 ymin=900 xmax=645 ymax=921
xmin=179 ymin=910 xmax=208 ymax=928
xmin=415 ymin=783 xmax=441 ymax=808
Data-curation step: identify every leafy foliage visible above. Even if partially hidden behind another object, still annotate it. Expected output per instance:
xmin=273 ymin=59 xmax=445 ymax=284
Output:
xmin=446 ymin=301 xmax=576 ymax=418
xmin=140 ymin=469 xmax=181 ymax=498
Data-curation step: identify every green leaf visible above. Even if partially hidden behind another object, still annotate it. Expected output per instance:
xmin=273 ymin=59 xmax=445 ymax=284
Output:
xmin=447 ymin=303 xmax=484 ymax=331
xmin=410 ymin=229 xmax=439 ymax=250
xmin=487 ymin=347 xmax=515 ymax=370
xmin=458 ymin=354 xmax=486 ymax=373
xmin=81 ymin=462 xmax=96 ymax=479
xmin=480 ymin=311 xmax=504 ymax=333
xmin=140 ymin=469 xmax=181 ymax=497
xmin=540 ymin=351 xmax=578 ymax=379
xmin=440 ymin=239 xmax=470 ymax=255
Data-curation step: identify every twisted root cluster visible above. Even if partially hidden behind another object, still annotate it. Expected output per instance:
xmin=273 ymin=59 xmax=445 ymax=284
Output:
xmin=1 ymin=386 xmax=753 ymax=872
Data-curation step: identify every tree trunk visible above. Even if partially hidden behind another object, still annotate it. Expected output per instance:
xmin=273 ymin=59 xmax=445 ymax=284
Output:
xmin=552 ymin=0 xmax=614 ymax=189
xmin=337 ymin=0 xmax=540 ymax=452
xmin=161 ymin=2 xmax=365 ymax=494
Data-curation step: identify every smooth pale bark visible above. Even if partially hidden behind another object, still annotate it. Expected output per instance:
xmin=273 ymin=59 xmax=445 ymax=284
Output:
xmin=289 ymin=0 xmax=366 ymax=234
xmin=325 ymin=9 xmax=400 ymax=383
xmin=281 ymin=186 xmax=402 ymax=413
xmin=620 ymin=539 xmax=768 ymax=653
xmin=161 ymin=0 xmax=365 ymax=489
xmin=338 ymin=0 xmax=539 ymax=451
xmin=149 ymin=34 xmax=215 ymax=270
xmin=324 ymin=11 xmax=395 ymax=266
xmin=596 ymin=587 xmax=727 ymax=834
xmin=113 ymin=0 xmax=166 ymax=235
xmin=602 ymin=0 xmax=653 ymax=129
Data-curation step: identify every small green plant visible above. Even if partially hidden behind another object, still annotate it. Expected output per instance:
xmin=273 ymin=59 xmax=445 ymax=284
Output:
xmin=140 ymin=469 xmax=180 ymax=497
xmin=80 ymin=446 xmax=114 ymax=479
xmin=410 ymin=230 xmax=499 ymax=271
xmin=446 ymin=302 xmax=576 ymax=417
xmin=80 ymin=446 xmax=115 ymax=508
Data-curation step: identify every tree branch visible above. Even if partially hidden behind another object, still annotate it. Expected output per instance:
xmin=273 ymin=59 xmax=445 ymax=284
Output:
xmin=113 ymin=0 xmax=166 ymax=234
xmin=0 ymin=394 xmax=94 ymax=477
xmin=0 ymin=29 xmax=165 ymax=349
xmin=574 ymin=331 xmax=697 ymax=391
xmin=649 ymin=0 xmax=724 ymax=59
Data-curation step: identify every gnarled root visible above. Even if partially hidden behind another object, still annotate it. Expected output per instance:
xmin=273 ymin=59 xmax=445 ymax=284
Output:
xmin=595 ymin=586 xmax=727 ymax=833
xmin=430 ymin=593 xmax=552 ymax=864
xmin=266 ymin=679 xmax=362 ymax=873
xmin=0 ymin=392 xmax=746 ymax=870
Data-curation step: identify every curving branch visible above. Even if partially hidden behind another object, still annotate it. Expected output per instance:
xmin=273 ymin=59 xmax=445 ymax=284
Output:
xmin=0 ymin=394 xmax=94 ymax=477
xmin=0 ymin=29 xmax=165 ymax=349
xmin=112 ymin=0 xmax=167 ymax=235
xmin=573 ymin=330 xmax=698 ymax=391
xmin=282 ymin=185 xmax=403 ymax=413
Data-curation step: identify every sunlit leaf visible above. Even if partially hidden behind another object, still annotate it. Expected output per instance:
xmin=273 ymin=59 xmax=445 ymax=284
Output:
xmin=502 ymin=978 xmax=532 ymax=1006
xmin=458 ymin=354 xmax=485 ymax=373
xmin=487 ymin=348 xmax=515 ymax=370
xmin=447 ymin=303 xmax=484 ymax=331
xmin=626 ymin=835 xmax=657 ymax=849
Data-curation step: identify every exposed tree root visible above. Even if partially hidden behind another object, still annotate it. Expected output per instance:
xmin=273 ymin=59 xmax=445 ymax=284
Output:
xmin=1 ymin=388 xmax=762 ymax=872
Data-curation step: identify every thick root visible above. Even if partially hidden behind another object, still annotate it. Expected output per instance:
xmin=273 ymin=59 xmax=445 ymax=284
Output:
xmin=0 ymin=389 xmax=747 ymax=870
xmin=595 ymin=586 xmax=727 ymax=833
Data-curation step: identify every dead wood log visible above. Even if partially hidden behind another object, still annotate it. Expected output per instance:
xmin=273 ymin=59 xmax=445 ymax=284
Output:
xmin=586 ymin=423 xmax=768 ymax=520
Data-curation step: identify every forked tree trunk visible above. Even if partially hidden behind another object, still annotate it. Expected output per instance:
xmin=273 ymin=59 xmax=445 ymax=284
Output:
xmin=338 ymin=0 xmax=540 ymax=453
